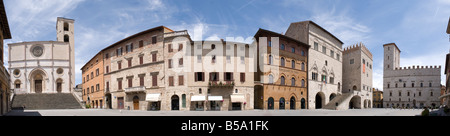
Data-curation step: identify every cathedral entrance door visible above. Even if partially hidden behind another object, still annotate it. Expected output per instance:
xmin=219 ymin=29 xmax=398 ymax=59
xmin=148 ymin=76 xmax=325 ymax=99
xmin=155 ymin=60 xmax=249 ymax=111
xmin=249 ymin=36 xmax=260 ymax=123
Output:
xmin=35 ymin=80 xmax=43 ymax=93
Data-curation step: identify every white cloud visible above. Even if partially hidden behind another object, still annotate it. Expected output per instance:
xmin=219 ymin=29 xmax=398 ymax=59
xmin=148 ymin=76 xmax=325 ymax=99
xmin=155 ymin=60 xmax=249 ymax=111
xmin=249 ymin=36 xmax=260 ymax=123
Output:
xmin=310 ymin=9 xmax=372 ymax=47
xmin=5 ymin=0 xmax=85 ymax=40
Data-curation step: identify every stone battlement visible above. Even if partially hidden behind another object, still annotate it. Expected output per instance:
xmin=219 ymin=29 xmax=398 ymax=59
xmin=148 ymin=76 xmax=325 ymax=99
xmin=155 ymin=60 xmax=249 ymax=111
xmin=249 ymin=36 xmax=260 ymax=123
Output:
xmin=394 ymin=65 xmax=441 ymax=70
xmin=343 ymin=42 xmax=373 ymax=59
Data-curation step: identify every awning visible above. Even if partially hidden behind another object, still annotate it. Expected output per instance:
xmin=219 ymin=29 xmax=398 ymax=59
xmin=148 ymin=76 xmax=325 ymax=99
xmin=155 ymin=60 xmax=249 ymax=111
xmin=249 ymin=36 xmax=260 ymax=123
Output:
xmin=146 ymin=93 xmax=161 ymax=102
xmin=230 ymin=94 xmax=245 ymax=103
xmin=191 ymin=95 xmax=206 ymax=102
xmin=208 ymin=96 xmax=223 ymax=101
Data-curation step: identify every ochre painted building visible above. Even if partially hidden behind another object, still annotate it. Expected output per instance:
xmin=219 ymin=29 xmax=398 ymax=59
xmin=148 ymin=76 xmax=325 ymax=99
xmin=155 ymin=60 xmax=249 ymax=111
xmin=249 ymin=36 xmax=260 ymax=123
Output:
xmin=81 ymin=52 xmax=104 ymax=108
xmin=254 ymin=28 xmax=310 ymax=110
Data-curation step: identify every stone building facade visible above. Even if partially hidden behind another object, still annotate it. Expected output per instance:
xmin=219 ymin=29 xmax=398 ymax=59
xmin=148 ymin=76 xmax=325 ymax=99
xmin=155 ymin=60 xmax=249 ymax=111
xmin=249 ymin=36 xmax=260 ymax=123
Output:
xmin=103 ymin=26 xmax=170 ymax=110
xmin=253 ymin=28 xmax=309 ymax=110
xmin=0 ymin=0 xmax=11 ymax=116
xmin=443 ymin=53 xmax=450 ymax=106
xmin=9 ymin=17 xmax=75 ymax=95
xmin=442 ymin=19 xmax=450 ymax=106
xmin=183 ymin=40 xmax=255 ymax=111
xmin=342 ymin=43 xmax=373 ymax=109
xmin=285 ymin=21 xmax=343 ymax=109
xmin=84 ymin=26 xmax=255 ymax=111
xmin=383 ymin=43 xmax=441 ymax=108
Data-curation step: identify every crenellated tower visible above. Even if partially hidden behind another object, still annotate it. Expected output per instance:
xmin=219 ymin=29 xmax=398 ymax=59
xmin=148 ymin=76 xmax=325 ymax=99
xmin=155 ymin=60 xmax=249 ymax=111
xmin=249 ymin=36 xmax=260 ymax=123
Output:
xmin=383 ymin=43 xmax=400 ymax=74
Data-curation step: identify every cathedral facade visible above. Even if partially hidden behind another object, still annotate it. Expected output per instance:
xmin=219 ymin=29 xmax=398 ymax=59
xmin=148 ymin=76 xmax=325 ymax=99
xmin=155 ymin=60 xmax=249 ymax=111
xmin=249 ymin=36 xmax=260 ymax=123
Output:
xmin=9 ymin=17 xmax=75 ymax=94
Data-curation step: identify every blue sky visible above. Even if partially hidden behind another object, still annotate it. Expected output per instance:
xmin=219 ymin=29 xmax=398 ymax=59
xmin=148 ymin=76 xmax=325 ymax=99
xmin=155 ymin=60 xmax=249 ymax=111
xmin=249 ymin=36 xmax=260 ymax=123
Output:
xmin=4 ymin=0 xmax=450 ymax=90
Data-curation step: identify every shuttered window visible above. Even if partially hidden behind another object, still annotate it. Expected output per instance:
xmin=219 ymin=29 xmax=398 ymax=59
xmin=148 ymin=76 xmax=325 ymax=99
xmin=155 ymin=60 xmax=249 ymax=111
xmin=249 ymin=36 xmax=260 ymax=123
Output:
xmin=152 ymin=75 xmax=158 ymax=86
xmin=240 ymin=73 xmax=245 ymax=82
xmin=179 ymin=76 xmax=184 ymax=86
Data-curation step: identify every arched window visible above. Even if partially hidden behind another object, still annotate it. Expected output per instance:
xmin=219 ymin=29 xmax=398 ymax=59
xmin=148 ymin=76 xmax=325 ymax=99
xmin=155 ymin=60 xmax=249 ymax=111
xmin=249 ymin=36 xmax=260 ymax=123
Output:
xmin=429 ymin=83 xmax=432 ymax=87
xmin=301 ymin=50 xmax=305 ymax=56
xmin=268 ymin=74 xmax=274 ymax=84
xmin=268 ymin=97 xmax=274 ymax=110
xmin=395 ymin=83 xmax=398 ymax=88
xmin=211 ymin=44 xmax=216 ymax=50
xmin=301 ymin=79 xmax=305 ymax=87
xmin=279 ymin=97 xmax=286 ymax=110
xmin=420 ymin=83 xmax=423 ymax=87
xmin=280 ymin=76 xmax=285 ymax=85
xmin=403 ymin=83 xmax=406 ymax=88
xmin=64 ymin=35 xmax=69 ymax=42
xmin=64 ymin=22 xmax=69 ymax=31
xmin=268 ymin=55 xmax=273 ymax=65
xmin=291 ymin=60 xmax=296 ymax=69
xmin=291 ymin=78 xmax=296 ymax=86
xmin=325 ymin=60 xmax=328 ymax=66
xmin=182 ymin=94 xmax=186 ymax=108
xmin=199 ymin=88 xmax=202 ymax=94
xmin=281 ymin=57 xmax=285 ymax=67
xmin=56 ymin=78 xmax=63 ymax=93
xmin=15 ymin=80 xmax=21 ymax=89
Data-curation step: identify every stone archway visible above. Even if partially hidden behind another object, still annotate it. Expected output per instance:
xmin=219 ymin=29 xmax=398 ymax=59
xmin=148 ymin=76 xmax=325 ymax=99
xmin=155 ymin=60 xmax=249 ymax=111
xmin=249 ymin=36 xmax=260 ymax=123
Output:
xmin=171 ymin=95 xmax=179 ymax=111
xmin=315 ymin=92 xmax=325 ymax=109
xmin=349 ymin=96 xmax=362 ymax=109
xmin=290 ymin=96 xmax=296 ymax=110
xmin=29 ymin=69 xmax=47 ymax=94
xmin=329 ymin=93 xmax=337 ymax=101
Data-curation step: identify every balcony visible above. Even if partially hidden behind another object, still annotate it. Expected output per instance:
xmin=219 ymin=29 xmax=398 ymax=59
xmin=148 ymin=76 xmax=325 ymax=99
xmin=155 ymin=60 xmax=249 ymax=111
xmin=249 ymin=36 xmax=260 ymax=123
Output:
xmin=124 ymin=86 xmax=146 ymax=93
xmin=164 ymin=30 xmax=188 ymax=38
xmin=208 ymin=81 xmax=235 ymax=88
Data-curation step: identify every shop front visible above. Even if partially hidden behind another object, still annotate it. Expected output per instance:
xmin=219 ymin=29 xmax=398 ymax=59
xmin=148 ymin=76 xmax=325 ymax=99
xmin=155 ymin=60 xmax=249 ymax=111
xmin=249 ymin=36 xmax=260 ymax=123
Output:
xmin=146 ymin=93 xmax=161 ymax=111
xmin=230 ymin=94 xmax=245 ymax=111
xmin=208 ymin=96 xmax=223 ymax=111
xmin=191 ymin=95 xmax=206 ymax=111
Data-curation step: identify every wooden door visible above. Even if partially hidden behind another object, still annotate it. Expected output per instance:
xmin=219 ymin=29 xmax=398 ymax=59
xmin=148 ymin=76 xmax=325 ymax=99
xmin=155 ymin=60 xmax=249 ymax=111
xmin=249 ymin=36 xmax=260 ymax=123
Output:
xmin=133 ymin=96 xmax=139 ymax=110
xmin=35 ymin=80 xmax=42 ymax=93
xmin=117 ymin=97 xmax=124 ymax=109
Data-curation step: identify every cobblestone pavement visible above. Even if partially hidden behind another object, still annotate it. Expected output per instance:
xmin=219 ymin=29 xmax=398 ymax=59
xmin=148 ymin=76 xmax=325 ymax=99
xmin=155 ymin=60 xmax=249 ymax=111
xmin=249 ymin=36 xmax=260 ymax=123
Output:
xmin=5 ymin=108 xmax=427 ymax=116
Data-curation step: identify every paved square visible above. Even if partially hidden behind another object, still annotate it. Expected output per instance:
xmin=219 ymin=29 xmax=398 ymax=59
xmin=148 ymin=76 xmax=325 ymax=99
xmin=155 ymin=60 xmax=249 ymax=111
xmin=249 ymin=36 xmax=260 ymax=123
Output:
xmin=5 ymin=108 xmax=427 ymax=116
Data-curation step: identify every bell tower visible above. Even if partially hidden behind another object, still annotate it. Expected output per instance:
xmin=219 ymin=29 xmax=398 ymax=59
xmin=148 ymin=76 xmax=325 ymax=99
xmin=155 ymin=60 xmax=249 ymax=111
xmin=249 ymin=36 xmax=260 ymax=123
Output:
xmin=56 ymin=17 xmax=75 ymax=92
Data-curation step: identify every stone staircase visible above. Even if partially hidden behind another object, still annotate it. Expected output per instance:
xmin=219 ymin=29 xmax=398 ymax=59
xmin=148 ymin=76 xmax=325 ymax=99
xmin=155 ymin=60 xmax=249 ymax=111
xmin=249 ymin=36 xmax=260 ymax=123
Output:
xmin=323 ymin=92 xmax=354 ymax=110
xmin=11 ymin=93 xmax=82 ymax=110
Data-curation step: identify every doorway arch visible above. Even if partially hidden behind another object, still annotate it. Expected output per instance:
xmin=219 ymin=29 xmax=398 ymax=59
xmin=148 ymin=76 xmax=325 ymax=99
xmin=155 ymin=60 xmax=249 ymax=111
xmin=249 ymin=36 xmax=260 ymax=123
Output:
xmin=315 ymin=92 xmax=325 ymax=109
xmin=29 ymin=68 xmax=47 ymax=94
xmin=290 ymin=96 xmax=296 ymax=110
xmin=301 ymin=98 xmax=306 ymax=109
xmin=133 ymin=96 xmax=139 ymax=110
xmin=268 ymin=97 xmax=274 ymax=110
xmin=349 ymin=95 xmax=362 ymax=109
xmin=171 ymin=95 xmax=179 ymax=110
xmin=279 ymin=97 xmax=285 ymax=110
